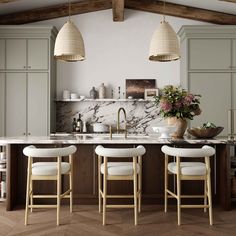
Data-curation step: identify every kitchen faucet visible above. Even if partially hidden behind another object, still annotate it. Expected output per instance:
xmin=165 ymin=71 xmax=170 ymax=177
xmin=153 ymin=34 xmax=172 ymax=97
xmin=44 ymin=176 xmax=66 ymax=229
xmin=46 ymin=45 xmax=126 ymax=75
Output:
xmin=117 ymin=107 xmax=127 ymax=139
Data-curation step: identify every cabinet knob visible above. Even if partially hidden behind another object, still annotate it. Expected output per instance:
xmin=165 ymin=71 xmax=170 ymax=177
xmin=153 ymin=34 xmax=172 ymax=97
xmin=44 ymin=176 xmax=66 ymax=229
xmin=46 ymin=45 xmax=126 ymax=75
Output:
xmin=28 ymin=133 xmax=31 ymax=135
xmin=23 ymin=66 xmax=26 ymax=68
xmin=23 ymin=133 xmax=26 ymax=135
xmin=28 ymin=66 xmax=31 ymax=69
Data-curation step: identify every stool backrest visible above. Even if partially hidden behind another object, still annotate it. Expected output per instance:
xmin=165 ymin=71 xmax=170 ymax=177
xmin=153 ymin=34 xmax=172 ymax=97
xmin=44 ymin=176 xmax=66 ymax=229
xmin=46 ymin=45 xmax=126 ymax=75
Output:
xmin=161 ymin=145 xmax=215 ymax=157
xmin=95 ymin=145 xmax=146 ymax=158
xmin=23 ymin=145 xmax=77 ymax=158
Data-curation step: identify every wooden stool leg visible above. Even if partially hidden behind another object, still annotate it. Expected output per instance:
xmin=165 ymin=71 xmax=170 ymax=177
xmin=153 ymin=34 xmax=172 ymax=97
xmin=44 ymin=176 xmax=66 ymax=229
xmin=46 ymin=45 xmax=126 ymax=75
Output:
xmin=204 ymin=179 xmax=207 ymax=213
xmin=69 ymin=155 xmax=73 ymax=213
xmin=30 ymin=177 xmax=33 ymax=213
xmin=133 ymin=157 xmax=138 ymax=226
xmin=25 ymin=157 xmax=31 ymax=226
xmin=206 ymin=159 xmax=213 ymax=225
xmin=138 ymin=156 xmax=142 ymax=213
xmin=103 ymin=157 xmax=107 ymax=226
xmin=98 ymin=155 xmax=102 ymax=213
xmin=164 ymin=154 xmax=168 ymax=213
xmin=176 ymin=156 xmax=181 ymax=226
xmin=57 ymin=157 xmax=61 ymax=226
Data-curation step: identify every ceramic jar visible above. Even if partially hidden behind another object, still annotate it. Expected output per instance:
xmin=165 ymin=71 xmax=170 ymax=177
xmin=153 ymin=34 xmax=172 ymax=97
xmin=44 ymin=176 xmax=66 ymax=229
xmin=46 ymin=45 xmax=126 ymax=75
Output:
xmin=99 ymin=83 xmax=106 ymax=99
xmin=90 ymin=87 xmax=98 ymax=99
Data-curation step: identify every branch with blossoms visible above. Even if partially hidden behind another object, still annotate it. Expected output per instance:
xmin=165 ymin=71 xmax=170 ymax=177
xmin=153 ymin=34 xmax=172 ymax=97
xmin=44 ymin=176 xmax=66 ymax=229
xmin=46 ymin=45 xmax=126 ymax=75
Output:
xmin=154 ymin=85 xmax=201 ymax=120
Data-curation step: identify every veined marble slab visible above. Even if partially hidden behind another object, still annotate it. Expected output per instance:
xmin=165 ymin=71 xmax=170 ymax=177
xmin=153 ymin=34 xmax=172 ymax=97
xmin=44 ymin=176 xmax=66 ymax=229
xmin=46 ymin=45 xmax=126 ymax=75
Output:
xmin=56 ymin=100 xmax=166 ymax=134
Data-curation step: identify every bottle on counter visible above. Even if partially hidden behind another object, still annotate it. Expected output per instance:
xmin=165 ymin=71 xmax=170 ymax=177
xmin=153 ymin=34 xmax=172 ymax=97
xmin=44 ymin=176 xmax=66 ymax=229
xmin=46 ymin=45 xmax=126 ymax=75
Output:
xmin=99 ymin=83 xmax=106 ymax=99
xmin=90 ymin=87 xmax=98 ymax=99
xmin=72 ymin=118 xmax=77 ymax=132
xmin=83 ymin=120 xmax=87 ymax=133
xmin=76 ymin=114 xmax=83 ymax=133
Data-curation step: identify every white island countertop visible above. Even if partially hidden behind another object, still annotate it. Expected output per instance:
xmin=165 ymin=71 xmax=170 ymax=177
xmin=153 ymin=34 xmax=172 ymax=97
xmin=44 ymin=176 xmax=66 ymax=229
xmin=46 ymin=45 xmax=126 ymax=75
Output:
xmin=0 ymin=133 xmax=229 ymax=145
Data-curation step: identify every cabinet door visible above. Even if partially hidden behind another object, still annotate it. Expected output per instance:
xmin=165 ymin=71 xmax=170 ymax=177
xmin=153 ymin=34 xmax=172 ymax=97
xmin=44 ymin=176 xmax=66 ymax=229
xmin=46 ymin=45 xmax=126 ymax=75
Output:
xmin=27 ymin=73 xmax=48 ymax=136
xmin=6 ymin=39 xmax=27 ymax=70
xmin=189 ymin=39 xmax=231 ymax=70
xmin=233 ymin=40 xmax=236 ymax=69
xmin=5 ymin=73 xmax=27 ymax=136
xmin=28 ymin=39 xmax=48 ymax=70
xmin=0 ymin=39 xmax=5 ymax=70
xmin=189 ymin=73 xmax=231 ymax=136
xmin=0 ymin=73 xmax=5 ymax=136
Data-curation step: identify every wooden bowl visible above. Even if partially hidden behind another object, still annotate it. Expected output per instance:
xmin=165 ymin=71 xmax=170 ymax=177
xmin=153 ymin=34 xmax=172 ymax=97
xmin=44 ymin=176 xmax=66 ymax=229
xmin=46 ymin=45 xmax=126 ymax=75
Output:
xmin=187 ymin=127 xmax=224 ymax=139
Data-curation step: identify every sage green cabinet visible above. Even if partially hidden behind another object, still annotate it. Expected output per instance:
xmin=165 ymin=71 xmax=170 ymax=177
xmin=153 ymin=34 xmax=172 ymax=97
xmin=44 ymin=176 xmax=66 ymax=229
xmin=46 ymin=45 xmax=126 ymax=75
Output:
xmin=0 ymin=26 xmax=57 ymax=137
xmin=189 ymin=39 xmax=231 ymax=70
xmin=178 ymin=26 xmax=236 ymax=136
xmin=6 ymin=39 xmax=48 ymax=70
xmin=0 ymin=40 xmax=5 ymax=70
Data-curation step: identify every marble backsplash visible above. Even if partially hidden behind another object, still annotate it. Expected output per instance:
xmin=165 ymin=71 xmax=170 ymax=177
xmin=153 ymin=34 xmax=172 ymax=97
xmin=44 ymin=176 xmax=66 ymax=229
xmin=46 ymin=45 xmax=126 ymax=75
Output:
xmin=56 ymin=101 xmax=165 ymax=134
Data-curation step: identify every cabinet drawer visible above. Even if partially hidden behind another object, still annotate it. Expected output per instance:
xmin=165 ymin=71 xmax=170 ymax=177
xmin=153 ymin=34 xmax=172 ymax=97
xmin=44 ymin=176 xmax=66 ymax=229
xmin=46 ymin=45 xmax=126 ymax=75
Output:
xmin=189 ymin=39 xmax=231 ymax=70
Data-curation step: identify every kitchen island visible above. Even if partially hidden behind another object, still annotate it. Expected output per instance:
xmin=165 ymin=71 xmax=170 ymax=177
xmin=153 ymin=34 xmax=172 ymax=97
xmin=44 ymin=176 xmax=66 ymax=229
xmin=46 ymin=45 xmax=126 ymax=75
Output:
xmin=0 ymin=134 xmax=230 ymax=211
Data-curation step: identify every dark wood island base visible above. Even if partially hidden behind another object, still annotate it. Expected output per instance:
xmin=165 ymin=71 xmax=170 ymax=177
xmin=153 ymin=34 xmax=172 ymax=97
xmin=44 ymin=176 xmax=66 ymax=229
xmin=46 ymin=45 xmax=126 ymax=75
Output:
xmin=5 ymin=143 xmax=230 ymax=211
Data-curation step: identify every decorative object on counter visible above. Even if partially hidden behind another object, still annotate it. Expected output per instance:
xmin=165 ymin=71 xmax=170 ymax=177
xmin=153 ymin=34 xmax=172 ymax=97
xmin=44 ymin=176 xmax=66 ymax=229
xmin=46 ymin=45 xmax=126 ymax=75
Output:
xmin=152 ymin=126 xmax=176 ymax=139
xmin=126 ymin=79 xmax=156 ymax=99
xmin=145 ymin=88 xmax=159 ymax=100
xmin=72 ymin=118 xmax=77 ymax=132
xmin=54 ymin=0 xmax=85 ymax=62
xmin=80 ymin=95 xmax=85 ymax=99
xmin=63 ymin=90 xmax=71 ymax=99
xmin=149 ymin=0 xmax=180 ymax=62
xmin=70 ymin=93 xmax=78 ymax=99
xmin=99 ymin=83 xmax=106 ymax=99
xmin=118 ymin=86 xmax=121 ymax=99
xmin=76 ymin=114 xmax=83 ymax=132
xmin=111 ymin=89 xmax=114 ymax=98
xmin=155 ymin=85 xmax=201 ymax=138
xmin=128 ymin=96 xmax=133 ymax=99
xmin=89 ymin=87 xmax=98 ymax=99
xmin=93 ymin=123 xmax=108 ymax=133
xmin=188 ymin=122 xmax=224 ymax=138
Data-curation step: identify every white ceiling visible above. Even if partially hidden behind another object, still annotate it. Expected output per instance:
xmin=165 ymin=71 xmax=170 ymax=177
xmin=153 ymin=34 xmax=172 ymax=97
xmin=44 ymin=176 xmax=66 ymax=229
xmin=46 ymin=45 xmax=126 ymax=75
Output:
xmin=0 ymin=0 xmax=235 ymax=16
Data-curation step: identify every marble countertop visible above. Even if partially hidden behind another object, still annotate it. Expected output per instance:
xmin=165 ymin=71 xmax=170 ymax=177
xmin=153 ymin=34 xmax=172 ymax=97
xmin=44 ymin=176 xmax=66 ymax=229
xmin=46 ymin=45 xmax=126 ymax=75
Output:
xmin=0 ymin=133 xmax=229 ymax=145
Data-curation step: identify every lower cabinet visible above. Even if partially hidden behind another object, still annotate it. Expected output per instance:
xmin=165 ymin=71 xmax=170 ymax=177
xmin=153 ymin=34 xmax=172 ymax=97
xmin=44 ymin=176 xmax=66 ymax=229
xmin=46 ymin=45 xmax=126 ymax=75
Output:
xmin=7 ymin=143 xmax=227 ymax=210
xmin=5 ymin=73 xmax=49 ymax=136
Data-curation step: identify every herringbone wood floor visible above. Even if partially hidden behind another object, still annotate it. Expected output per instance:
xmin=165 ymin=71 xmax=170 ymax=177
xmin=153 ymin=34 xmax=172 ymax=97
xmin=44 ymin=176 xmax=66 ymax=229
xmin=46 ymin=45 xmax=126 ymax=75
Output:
xmin=0 ymin=204 xmax=236 ymax=236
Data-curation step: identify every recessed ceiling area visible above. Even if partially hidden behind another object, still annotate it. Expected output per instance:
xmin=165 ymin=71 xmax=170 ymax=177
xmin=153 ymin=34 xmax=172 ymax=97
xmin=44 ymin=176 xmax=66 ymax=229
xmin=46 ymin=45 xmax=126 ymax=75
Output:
xmin=0 ymin=0 xmax=235 ymax=24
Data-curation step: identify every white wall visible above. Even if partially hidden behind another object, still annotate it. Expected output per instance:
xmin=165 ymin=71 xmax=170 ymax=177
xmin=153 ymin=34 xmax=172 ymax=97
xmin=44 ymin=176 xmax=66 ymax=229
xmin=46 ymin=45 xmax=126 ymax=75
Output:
xmin=35 ymin=9 xmax=208 ymax=99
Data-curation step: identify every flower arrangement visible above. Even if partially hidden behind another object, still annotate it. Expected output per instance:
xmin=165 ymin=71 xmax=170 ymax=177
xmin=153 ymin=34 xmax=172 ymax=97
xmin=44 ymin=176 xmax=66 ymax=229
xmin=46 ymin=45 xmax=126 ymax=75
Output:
xmin=155 ymin=85 xmax=201 ymax=120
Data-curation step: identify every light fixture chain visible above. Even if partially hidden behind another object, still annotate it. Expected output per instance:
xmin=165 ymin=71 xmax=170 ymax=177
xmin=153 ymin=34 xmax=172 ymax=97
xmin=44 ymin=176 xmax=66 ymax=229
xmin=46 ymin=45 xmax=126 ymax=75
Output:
xmin=68 ymin=0 xmax=71 ymax=21
xmin=163 ymin=0 xmax=166 ymax=21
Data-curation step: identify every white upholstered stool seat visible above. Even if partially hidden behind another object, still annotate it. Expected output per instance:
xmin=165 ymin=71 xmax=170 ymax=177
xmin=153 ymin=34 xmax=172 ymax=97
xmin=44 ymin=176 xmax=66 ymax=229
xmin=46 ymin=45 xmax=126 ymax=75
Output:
xmin=168 ymin=162 xmax=206 ymax=176
xmin=100 ymin=162 xmax=140 ymax=176
xmin=32 ymin=162 xmax=71 ymax=176
xmin=95 ymin=145 xmax=146 ymax=226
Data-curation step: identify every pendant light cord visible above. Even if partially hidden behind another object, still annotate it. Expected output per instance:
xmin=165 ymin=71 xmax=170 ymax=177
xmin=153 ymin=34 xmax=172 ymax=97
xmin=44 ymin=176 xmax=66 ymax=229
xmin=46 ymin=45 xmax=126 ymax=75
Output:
xmin=68 ymin=0 xmax=71 ymax=21
xmin=163 ymin=0 xmax=166 ymax=22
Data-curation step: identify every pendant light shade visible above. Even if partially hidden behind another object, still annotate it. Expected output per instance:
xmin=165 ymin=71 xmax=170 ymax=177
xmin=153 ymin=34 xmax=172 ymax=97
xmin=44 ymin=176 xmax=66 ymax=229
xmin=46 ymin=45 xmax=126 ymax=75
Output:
xmin=54 ymin=20 xmax=85 ymax=62
xmin=149 ymin=20 xmax=180 ymax=62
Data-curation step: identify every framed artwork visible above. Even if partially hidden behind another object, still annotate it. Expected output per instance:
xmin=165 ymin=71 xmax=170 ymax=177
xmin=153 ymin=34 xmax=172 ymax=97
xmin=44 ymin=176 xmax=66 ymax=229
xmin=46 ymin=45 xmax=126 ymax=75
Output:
xmin=144 ymin=88 xmax=159 ymax=100
xmin=126 ymin=79 xmax=156 ymax=99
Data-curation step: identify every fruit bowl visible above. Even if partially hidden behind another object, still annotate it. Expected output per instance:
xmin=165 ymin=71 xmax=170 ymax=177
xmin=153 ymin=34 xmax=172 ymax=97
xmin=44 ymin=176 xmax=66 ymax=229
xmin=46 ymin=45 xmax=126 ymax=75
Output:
xmin=152 ymin=126 xmax=176 ymax=139
xmin=187 ymin=127 xmax=224 ymax=139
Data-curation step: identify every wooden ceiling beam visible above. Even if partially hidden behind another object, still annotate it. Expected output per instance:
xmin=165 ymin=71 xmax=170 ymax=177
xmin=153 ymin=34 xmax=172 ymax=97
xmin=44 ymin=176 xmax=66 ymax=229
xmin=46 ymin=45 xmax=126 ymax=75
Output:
xmin=0 ymin=0 xmax=112 ymax=25
xmin=112 ymin=0 xmax=124 ymax=21
xmin=219 ymin=0 xmax=236 ymax=3
xmin=0 ymin=0 xmax=236 ymax=25
xmin=125 ymin=0 xmax=236 ymax=25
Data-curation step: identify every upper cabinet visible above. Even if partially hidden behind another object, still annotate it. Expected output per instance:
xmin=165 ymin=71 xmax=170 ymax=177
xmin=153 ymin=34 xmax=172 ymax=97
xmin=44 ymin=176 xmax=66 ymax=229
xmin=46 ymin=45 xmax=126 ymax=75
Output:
xmin=189 ymin=39 xmax=231 ymax=70
xmin=5 ymin=38 xmax=48 ymax=70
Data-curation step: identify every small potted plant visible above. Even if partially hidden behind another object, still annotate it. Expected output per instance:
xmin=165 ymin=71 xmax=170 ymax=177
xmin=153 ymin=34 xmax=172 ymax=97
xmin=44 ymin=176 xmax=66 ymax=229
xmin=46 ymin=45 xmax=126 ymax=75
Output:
xmin=154 ymin=85 xmax=201 ymax=138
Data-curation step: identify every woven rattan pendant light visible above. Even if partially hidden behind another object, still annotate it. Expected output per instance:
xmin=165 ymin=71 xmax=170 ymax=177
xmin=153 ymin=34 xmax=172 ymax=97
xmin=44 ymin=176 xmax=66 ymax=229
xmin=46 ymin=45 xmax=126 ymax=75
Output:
xmin=54 ymin=0 xmax=85 ymax=62
xmin=149 ymin=0 xmax=180 ymax=62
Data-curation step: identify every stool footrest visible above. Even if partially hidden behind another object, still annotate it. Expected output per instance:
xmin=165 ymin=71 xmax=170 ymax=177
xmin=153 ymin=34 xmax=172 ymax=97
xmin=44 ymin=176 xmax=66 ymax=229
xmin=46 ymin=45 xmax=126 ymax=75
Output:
xmin=106 ymin=204 xmax=135 ymax=208
xmin=181 ymin=205 xmax=210 ymax=208
xmin=28 ymin=204 xmax=57 ymax=208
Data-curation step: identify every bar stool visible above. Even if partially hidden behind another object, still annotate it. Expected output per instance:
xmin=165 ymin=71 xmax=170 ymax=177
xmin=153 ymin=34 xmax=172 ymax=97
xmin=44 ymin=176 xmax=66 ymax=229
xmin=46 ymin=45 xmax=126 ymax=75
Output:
xmin=161 ymin=145 xmax=215 ymax=226
xmin=95 ymin=145 xmax=146 ymax=226
xmin=23 ymin=145 xmax=77 ymax=226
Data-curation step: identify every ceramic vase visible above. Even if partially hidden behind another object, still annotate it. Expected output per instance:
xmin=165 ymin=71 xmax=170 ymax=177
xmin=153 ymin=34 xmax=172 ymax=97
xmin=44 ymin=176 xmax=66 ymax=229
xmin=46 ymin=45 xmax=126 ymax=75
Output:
xmin=172 ymin=118 xmax=188 ymax=138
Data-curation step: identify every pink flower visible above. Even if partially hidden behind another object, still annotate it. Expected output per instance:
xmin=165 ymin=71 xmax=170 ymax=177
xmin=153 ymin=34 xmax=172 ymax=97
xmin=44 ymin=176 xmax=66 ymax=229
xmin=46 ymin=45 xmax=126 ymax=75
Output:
xmin=160 ymin=100 xmax=172 ymax=112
